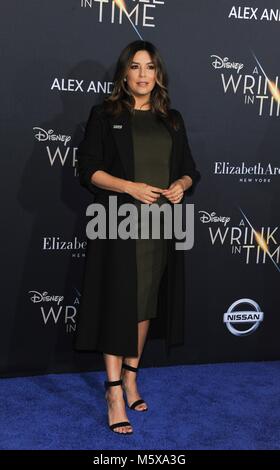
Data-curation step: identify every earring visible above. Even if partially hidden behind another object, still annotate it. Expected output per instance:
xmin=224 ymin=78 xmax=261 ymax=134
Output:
xmin=124 ymin=77 xmax=127 ymax=82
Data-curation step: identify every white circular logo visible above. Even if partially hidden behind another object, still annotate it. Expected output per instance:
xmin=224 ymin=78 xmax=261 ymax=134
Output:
xmin=223 ymin=298 xmax=264 ymax=337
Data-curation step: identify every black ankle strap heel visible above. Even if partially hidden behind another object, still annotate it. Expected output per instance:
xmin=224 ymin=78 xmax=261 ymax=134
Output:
xmin=122 ymin=363 xmax=148 ymax=412
xmin=104 ymin=379 xmax=133 ymax=434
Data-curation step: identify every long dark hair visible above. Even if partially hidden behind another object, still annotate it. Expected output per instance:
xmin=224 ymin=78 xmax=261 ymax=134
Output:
xmin=102 ymin=40 xmax=180 ymax=130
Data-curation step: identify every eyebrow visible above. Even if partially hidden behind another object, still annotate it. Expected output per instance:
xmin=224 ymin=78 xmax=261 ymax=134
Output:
xmin=131 ymin=61 xmax=155 ymax=64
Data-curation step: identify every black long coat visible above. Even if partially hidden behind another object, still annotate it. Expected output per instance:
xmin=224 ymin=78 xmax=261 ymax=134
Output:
xmin=74 ymin=103 xmax=200 ymax=357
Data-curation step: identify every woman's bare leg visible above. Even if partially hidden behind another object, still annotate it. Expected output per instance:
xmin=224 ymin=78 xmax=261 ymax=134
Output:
xmin=103 ymin=353 xmax=133 ymax=433
xmin=121 ymin=319 xmax=150 ymax=410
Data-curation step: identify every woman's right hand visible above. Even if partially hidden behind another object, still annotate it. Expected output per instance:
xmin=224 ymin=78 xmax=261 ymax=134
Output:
xmin=126 ymin=182 xmax=164 ymax=204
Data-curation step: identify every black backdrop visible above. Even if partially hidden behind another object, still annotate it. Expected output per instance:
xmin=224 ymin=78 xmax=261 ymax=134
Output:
xmin=1 ymin=0 xmax=279 ymax=377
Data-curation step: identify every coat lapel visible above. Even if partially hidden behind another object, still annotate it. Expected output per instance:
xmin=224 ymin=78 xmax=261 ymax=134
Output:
xmin=160 ymin=114 xmax=177 ymax=183
xmin=108 ymin=107 xmax=177 ymax=183
xmin=108 ymin=108 xmax=135 ymax=181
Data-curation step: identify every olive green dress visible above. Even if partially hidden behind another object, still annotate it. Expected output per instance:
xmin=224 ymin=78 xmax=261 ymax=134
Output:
xmin=131 ymin=109 xmax=172 ymax=322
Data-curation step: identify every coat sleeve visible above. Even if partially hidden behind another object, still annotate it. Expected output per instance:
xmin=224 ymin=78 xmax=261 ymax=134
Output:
xmin=176 ymin=111 xmax=200 ymax=187
xmin=77 ymin=105 xmax=108 ymax=194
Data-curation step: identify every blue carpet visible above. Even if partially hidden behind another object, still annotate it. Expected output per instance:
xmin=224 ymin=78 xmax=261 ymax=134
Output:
xmin=1 ymin=361 xmax=280 ymax=450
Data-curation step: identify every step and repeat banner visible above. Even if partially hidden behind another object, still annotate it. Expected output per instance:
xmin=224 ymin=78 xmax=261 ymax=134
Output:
xmin=1 ymin=0 xmax=279 ymax=376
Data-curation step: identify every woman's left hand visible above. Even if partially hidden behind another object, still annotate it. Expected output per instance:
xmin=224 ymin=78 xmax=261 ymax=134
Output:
xmin=161 ymin=179 xmax=186 ymax=204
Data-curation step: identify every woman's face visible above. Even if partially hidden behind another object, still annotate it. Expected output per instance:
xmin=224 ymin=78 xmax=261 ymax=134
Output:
xmin=126 ymin=50 xmax=156 ymax=102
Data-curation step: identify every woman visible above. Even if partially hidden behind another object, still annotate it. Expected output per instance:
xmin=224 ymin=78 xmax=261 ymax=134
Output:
xmin=74 ymin=40 xmax=200 ymax=434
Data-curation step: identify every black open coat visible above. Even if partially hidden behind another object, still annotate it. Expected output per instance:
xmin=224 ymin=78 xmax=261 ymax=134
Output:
xmin=74 ymin=103 xmax=200 ymax=357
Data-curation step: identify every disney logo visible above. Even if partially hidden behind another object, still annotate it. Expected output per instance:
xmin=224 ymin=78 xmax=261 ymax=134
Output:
xmin=211 ymin=55 xmax=244 ymax=74
xmin=29 ymin=290 xmax=64 ymax=305
xmin=199 ymin=211 xmax=231 ymax=226
xmin=33 ymin=127 xmax=71 ymax=146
